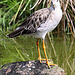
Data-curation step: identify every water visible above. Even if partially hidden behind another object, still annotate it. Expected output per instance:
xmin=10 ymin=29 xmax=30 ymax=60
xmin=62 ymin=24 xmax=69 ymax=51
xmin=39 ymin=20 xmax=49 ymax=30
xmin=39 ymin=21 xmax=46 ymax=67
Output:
xmin=0 ymin=33 xmax=74 ymax=75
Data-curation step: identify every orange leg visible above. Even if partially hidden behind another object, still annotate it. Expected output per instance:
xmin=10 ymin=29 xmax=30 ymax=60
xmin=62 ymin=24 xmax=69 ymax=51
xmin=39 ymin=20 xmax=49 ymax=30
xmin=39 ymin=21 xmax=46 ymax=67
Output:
xmin=37 ymin=39 xmax=41 ymax=63
xmin=37 ymin=39 xmax=50 ymax=62
xmin=37 ymin=39 xmax=56 ymax=68
xmin=42 ymin=40 xmax=48 ymax=64
xmin=42 ymin=39 xmax=56 ymax=68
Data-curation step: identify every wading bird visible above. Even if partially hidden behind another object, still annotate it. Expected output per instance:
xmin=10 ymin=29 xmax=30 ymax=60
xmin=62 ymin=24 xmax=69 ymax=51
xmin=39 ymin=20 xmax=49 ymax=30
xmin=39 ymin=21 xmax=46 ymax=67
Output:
xmin=7 ymin=0 xmax=62 ymax=67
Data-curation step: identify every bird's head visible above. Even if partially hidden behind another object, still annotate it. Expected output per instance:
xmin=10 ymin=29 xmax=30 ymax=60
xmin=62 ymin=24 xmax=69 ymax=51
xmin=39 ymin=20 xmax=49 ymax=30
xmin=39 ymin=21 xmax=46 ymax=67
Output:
xmin=51 ymin=0 xmax=61 ymax=10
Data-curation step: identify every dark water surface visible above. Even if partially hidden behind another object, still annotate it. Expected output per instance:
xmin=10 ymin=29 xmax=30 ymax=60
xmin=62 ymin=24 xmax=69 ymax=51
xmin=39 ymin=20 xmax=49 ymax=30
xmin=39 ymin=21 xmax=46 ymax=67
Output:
xmin=0 ymin=33 xmax=74 ymax=75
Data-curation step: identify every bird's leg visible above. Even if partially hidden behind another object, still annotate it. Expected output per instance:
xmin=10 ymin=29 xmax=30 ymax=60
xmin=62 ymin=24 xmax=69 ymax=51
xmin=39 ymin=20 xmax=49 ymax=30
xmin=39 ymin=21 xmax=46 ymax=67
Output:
xmin=42 ymin=40 xmax=54 ymax=68
xmin=42 ymin=40 xmax=57 ymax=68
xmin=37 ymin=39 xmax=56 ymax=68
xmin=37 ymin=39 xmax=50 ymax=63
xmin=42 ymin=40 xmax=48 ymax=64
xmin=37 ymin=39 xmax=41 ymax=63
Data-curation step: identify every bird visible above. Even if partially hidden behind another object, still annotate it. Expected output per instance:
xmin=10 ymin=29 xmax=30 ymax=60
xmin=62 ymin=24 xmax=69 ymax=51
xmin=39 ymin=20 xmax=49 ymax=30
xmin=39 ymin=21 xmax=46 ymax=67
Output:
xmin=7 ymin=0 xmax=62 ymax=68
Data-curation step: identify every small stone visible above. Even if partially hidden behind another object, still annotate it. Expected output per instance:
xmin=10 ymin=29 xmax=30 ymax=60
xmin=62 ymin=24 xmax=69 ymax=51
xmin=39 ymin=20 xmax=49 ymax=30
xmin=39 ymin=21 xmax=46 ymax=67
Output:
xmin=29 ymin=68 xmax=31 ymax=71
xmin=32 ymin=66 xmax=35 ymax=68
xmin=23 ymin=65 xmax=25 ymax=68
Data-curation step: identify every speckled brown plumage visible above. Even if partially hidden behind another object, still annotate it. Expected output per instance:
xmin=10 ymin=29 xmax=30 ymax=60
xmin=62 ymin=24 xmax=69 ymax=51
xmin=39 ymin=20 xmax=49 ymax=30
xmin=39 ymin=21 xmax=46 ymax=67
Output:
xmin=20 ymin=9 xmax=51 ymax=33
xmin=7 ymin=8 xmax=52 ymax=38
xmin=7 ymin=0 xmax=62 ymax=68
xmin=7 ymin=0 xmax=62 ymax=39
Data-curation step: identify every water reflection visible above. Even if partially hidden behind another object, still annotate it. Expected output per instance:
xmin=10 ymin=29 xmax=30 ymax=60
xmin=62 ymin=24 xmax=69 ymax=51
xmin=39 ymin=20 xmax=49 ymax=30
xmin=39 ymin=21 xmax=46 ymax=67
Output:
xmin=0 ymin=33 xmax=74 ymax=75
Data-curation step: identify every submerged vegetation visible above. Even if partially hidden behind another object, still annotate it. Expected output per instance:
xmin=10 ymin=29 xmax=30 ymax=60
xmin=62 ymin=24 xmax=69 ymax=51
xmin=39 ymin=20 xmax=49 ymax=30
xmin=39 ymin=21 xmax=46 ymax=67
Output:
xmin=0 ymin=0 xmax=75 ymax=75
xmin=0 ymin=33 xmax=74 ymax=75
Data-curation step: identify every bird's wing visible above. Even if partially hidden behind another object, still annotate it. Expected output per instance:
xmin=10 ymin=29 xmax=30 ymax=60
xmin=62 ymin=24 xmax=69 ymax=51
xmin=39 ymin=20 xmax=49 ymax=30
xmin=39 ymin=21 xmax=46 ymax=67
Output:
xmin=18 ymin=8 xmax=52 ymax=34
xmin=7 ymin=8 xmax=52 ymax=38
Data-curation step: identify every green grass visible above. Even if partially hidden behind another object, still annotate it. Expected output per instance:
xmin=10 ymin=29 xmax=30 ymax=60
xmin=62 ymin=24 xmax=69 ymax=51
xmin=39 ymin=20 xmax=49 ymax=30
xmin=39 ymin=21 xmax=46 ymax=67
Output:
xmin=0 ymin=0 xmax=74 ymax=35
xmin=0 ymin=0 xmax=74 ymax=75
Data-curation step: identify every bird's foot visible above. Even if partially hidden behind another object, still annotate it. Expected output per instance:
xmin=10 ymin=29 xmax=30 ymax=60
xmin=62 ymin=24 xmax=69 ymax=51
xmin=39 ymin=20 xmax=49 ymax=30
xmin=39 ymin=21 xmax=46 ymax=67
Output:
xmin=38 ymin=57 xmax=57 ymax=68
xmin=46 ymin=61 xmax=58 ymax=68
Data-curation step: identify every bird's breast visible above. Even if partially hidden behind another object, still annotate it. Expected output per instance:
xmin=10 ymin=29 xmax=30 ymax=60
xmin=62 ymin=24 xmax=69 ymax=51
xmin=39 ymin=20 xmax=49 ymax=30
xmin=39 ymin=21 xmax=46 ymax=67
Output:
xmin=45 ymin=8 xmax=62 ymax=31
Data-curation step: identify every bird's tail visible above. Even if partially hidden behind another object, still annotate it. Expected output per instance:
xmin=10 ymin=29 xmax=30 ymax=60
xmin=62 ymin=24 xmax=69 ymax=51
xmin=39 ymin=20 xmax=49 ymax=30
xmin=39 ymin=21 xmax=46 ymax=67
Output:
xmin=6 ymin=27 xmax=24 ymax=38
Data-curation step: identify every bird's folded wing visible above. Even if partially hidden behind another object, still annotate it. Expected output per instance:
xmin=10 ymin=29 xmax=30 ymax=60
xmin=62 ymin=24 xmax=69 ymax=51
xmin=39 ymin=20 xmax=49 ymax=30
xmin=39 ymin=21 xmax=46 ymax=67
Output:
xmin=7 ymin=8 xmax=52 ymax=38
xmin=18 ymin=8 xmax=52 ymax=34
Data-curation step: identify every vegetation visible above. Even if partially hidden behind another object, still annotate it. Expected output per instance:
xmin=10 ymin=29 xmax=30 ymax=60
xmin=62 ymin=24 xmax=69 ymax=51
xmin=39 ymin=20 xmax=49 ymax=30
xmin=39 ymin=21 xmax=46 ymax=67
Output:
xmin=0 ymin=0 xmax=74 ymax=75
xmin=0 ymin=0 xmax=75 ymax=36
